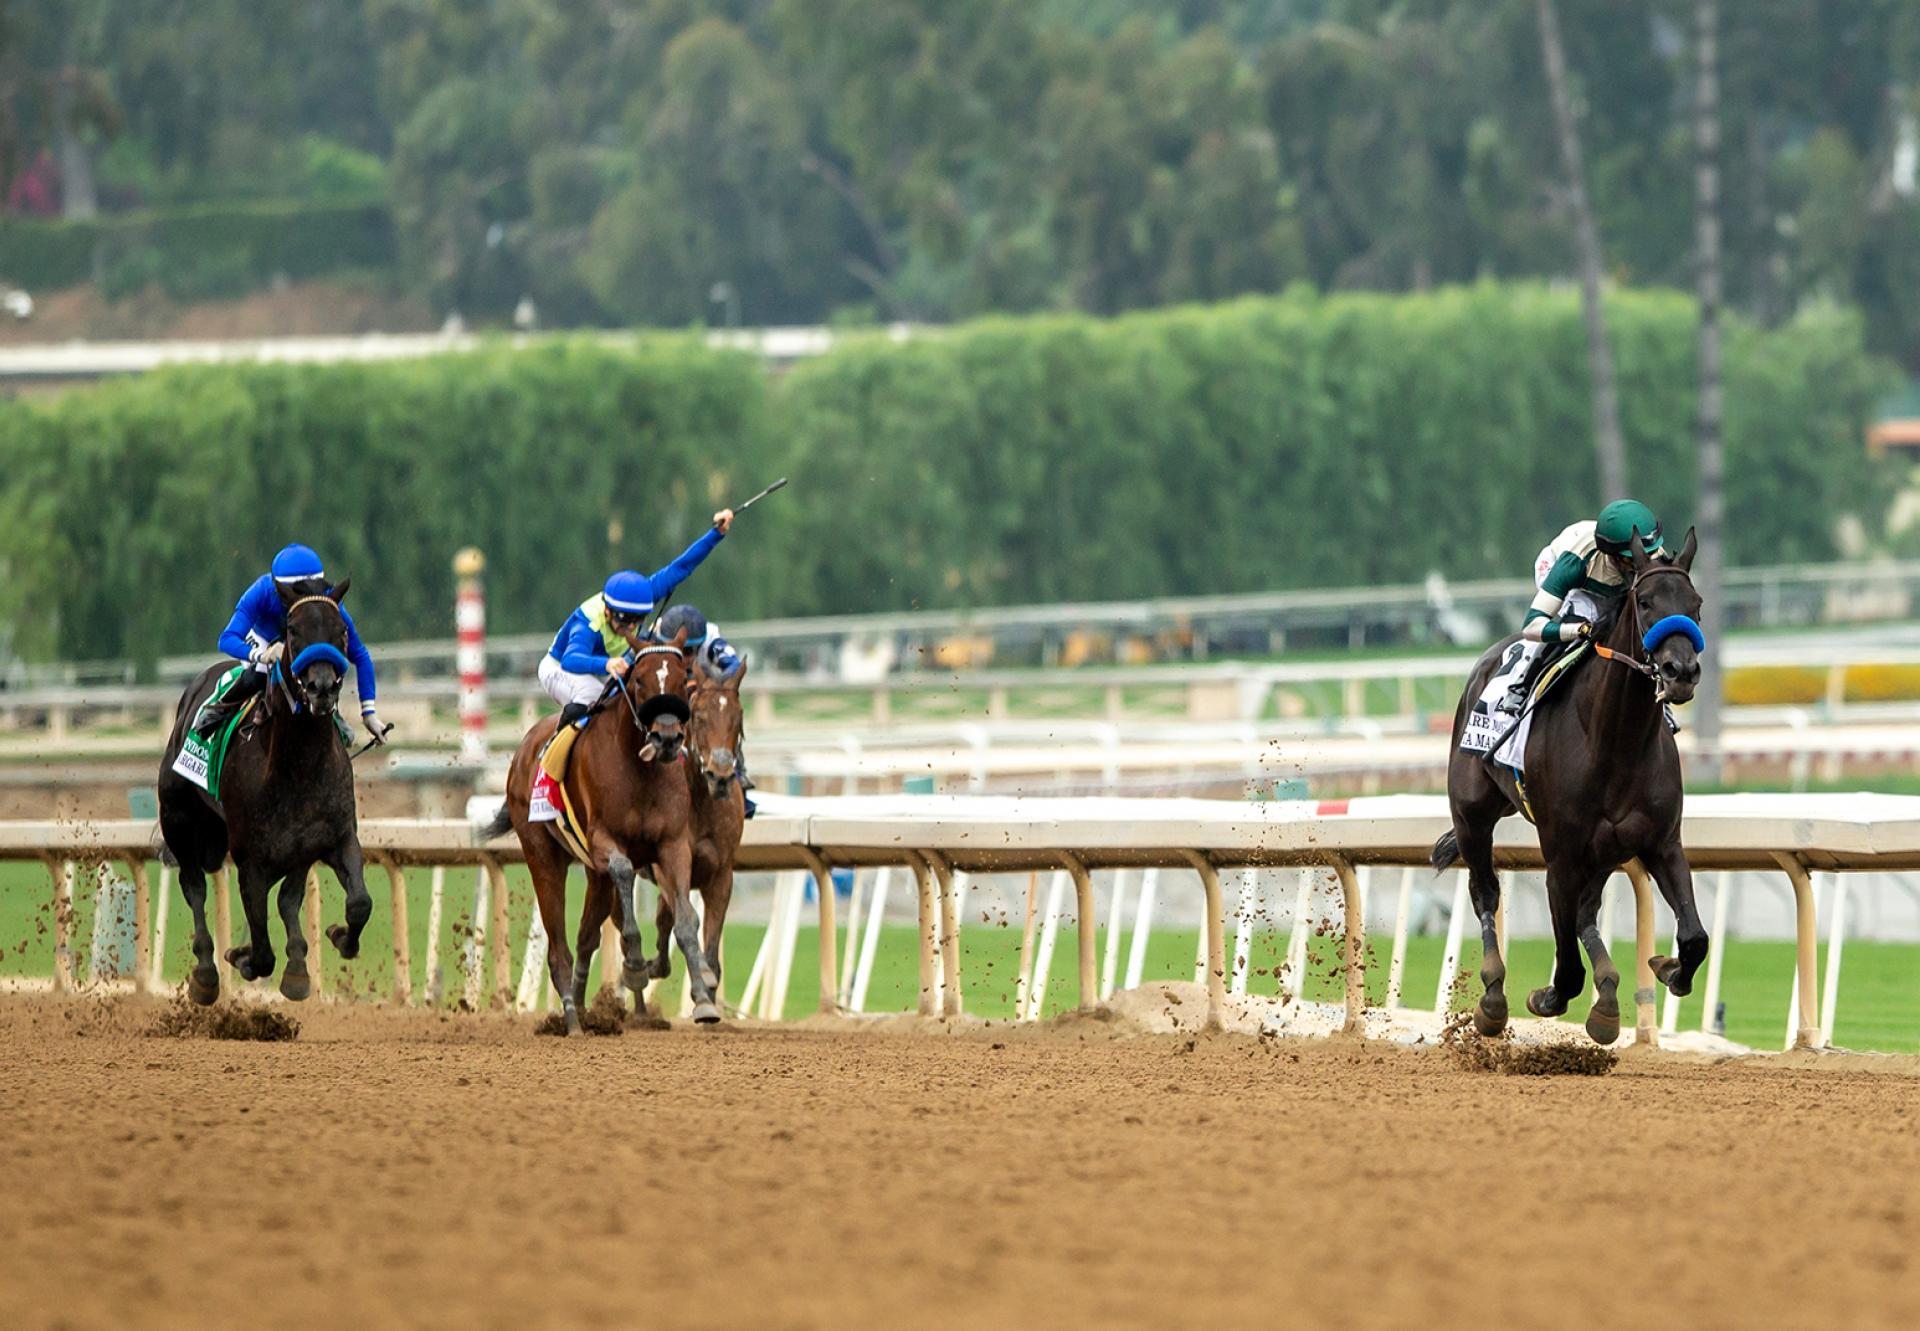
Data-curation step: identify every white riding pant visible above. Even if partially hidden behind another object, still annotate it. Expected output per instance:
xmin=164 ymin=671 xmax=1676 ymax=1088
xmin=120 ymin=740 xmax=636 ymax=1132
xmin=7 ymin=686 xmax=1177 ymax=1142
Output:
xmin=538 ymin=654 xmax=609 ymax=708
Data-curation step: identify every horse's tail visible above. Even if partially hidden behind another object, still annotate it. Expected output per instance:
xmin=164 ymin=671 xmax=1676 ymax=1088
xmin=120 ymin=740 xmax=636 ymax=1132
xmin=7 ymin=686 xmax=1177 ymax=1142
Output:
xmin=478 ymin=804 xmax=514 ymax=841
xmin=1430 ymin=828 xmax=1460 ymax=874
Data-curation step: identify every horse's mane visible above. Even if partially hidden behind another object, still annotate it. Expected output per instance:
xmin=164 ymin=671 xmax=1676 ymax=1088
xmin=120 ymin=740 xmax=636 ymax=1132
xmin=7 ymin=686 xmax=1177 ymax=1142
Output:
xmin=1585 ymin=585 xmax=1629 ymax=643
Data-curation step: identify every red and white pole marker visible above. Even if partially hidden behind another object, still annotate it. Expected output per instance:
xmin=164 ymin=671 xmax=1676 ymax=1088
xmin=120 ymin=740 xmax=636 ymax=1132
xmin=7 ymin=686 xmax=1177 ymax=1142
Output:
xmin=453 ymin=547 xmax=488 ymax=763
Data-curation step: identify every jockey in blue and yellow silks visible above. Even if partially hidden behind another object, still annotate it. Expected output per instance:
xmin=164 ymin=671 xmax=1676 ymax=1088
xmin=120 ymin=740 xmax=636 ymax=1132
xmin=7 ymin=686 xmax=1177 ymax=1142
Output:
xmin=191 ymin=543 xmax=383 ymax=742
xmin=536 ymin=507 xmax=735 ymax=725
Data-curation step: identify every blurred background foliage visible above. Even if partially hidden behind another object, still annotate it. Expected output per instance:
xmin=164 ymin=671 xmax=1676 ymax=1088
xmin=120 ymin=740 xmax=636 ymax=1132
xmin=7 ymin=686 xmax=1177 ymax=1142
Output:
xmin=0 ymin=286 xmax=1895 ymax=667
xmin=6 ymin=2 xmax=1920 ymax=366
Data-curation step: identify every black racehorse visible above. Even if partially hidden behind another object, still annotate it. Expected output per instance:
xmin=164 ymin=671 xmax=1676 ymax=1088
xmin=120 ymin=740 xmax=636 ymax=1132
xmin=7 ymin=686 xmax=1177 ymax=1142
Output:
xmin=158 ymin=580 xmax=374 ymax=1005
xmin=1435 ymin=531 xmax=1709 ymax=1045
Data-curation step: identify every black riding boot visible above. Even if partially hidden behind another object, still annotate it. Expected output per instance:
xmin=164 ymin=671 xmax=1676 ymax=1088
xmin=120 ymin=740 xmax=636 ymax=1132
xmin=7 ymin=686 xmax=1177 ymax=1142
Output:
xmin=558 ymin=701 xmax=592 ymax=728
xmin=191 ymin=667 xmax=267 ymax=740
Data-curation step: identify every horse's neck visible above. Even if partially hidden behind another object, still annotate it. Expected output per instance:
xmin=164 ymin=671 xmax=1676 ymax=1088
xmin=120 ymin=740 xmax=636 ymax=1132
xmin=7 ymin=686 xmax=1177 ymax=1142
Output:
xmin=261 ymin=694 xmax=333 ymax=772
xmin=1583 ymin=612 xmax=1660 ymax=760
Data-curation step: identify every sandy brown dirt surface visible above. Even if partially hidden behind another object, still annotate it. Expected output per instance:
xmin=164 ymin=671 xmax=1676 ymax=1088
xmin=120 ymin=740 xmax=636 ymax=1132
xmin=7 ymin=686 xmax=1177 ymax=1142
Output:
xmin=1 ymin=996 xmax=1917 ymax=1331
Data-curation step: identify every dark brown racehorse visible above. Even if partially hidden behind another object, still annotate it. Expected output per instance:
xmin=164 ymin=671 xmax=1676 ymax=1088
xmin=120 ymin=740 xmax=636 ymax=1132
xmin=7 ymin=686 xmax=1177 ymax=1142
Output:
xmin=158 ymin=582 xmax=375 ymax=1005
xmin=1435 ymin=531 xmax=1708 ymax=1045
xmin=664 ymin=664 xmax=748 ymax=1006
xmin=487 ymin=635 xmax=706 ymax=1034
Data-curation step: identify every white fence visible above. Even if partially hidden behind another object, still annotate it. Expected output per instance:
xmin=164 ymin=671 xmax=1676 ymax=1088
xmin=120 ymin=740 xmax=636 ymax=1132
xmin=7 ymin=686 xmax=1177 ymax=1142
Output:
xmin=5 ymin=791 xmax=1918 ymax=1050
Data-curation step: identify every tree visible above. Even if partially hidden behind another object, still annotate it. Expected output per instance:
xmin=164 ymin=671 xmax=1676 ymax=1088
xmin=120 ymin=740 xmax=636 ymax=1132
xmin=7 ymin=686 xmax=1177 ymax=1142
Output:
xmin=1693 ymin=0 xmax=1725 ymax=778
xmin=1535 ymin=0 xmax=1627 ymax=503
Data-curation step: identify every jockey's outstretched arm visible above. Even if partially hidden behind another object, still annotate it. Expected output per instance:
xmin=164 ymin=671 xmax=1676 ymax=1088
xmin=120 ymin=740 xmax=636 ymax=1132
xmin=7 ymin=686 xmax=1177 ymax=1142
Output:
xmin=649 ymin=525 xmax=725 ymax=604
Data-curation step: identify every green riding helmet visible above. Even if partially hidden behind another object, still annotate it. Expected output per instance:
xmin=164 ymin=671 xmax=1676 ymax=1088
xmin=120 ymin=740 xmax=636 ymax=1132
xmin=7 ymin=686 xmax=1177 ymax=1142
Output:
xmin=1594 ymin=499 xmax=1664 ymax=558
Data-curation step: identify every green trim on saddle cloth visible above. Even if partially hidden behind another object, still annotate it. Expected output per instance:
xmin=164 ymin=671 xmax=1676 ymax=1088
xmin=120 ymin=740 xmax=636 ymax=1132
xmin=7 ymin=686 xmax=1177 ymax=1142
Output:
xmin=173 ymin=679 xmax=258 ymax=804
xmin=537 ymin=724 xmax=594 ymax=863
xmin=1502 ymin=642 xmax=1592 ymax=826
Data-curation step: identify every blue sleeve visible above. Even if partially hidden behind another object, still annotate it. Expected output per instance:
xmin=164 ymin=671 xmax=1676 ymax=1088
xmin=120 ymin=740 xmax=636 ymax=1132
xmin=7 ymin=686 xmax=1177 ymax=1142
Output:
xmin=647 ymin=527 xmax=723 ymax=603
xmin=705 ymin=636 xmax=742 ymax=678
xmin=217 ymin=577 xmax=278 ymax=660
xmin=557 ymin=611 xmax=612 ymax=675
xmin=340 ymin=608 xmax=377 ymax=705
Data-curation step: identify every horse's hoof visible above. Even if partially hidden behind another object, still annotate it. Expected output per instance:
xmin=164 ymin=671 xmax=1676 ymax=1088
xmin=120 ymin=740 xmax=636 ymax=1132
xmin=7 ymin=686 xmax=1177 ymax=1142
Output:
xmin=565 ymin=1014 xmax=583 ymax=1038
xmin=1527 ymin=987 xmax=1567 ymax=1018
xmin=1585 ymin=1010 xmax=1621 ymax=1045
xmin=647 ymin=958 xmax=672 ymax=981
xmin=187 ymin=968 xmax=220 ymax=1007
xmin=1651 ymin=955 xmax=1691 ymax=996
xmin=325 ymin=924 xmax=359 ymax=961
xmin=1473 ymin=993 xmax=1508 ymax=1037
xmin=279 ymin=970 xmax=311 ymax=1002
xmin=692 ymin=1003 xmax=721 ymax=1025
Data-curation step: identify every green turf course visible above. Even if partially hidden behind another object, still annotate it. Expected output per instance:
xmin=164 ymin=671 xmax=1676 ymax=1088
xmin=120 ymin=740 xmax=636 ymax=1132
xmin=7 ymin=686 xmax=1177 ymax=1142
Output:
xmin=5 ymin=857 xmax=1916 ymax=1051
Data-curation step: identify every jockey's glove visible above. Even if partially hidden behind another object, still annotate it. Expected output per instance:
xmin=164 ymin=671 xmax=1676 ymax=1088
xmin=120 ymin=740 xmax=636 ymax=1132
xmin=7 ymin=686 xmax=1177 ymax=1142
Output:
xmin=252 ymin=641 xmax=285 ymax=666
xmin=361 ymin=705 xmax=388 ymax=743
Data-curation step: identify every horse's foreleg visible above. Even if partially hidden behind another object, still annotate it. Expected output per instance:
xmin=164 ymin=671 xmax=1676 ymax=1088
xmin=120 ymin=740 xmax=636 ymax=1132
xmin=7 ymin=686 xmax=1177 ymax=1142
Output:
xmin=700 ymin=866 xmax=734 ymax=1001
xmin=179 ymin=865 xmax=219 ymax=1006
xmin=275 ymin=864 xmax=313 ymax=1001
xmin=659 ymin=842 xmax=718 ymax=1023
xmin=1576 ymin=878 xmax=1623 ymax=1045
xmin=601 ymin=850 xmax=652 ymax=1007
xmin=324 ymin=843 xmax=373 ymax=961
xmin=1641 ymin=841 xmax=1708 ymax=997
xmin=226 ymin=861 xmax=277 ymax=983
xmin=1527 ymin=865 xmax=1597 ymax=1019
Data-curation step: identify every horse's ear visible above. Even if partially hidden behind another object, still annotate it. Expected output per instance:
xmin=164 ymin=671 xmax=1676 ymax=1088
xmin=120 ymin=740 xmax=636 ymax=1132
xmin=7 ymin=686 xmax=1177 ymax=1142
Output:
xmin=670 ymin=625 xmax=689 ymax=649
xmin=1629 ymin=529 xmax=1652 ymax=573
xmin=276 ymin=580 xmax=299 ymax=608
xmin=1674 ymin=526 xmax=1698 ymax=573
xmin=329 ymin=575 xmax=351 ymax=605
xmin=729 ymin=660 xmax=748 ymax=689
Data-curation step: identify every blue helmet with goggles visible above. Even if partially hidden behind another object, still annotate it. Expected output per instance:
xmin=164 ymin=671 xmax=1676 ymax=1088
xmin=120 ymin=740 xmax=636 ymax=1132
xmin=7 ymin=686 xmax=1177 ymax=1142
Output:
xmin=271 ymin=544 xmax=326 ymax=583
xmin=602 ymin=570 xmax=654 ymax=618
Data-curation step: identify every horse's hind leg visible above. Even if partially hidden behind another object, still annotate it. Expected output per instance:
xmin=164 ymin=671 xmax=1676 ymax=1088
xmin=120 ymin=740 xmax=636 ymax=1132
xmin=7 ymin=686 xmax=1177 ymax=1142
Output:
xmin=275 ymin=864 xmax=314 ymax=1001
xmin=1641 ymin=841 xmax=1708 ymax=997
xmin=178 ymin=863 xmax=220 ymax=1006
xmin=700 ymin=866 xmax=734 ymax=1001
xmin=1527 ymin=864 xmax=1596 ymax=1019
xmin=570 ymin=871 xmax=614 ymax=1020
xmin=598 ymin=847 xmax=654 ymax=1007
xmin=226 ymin=861 xmax=278 ymax=983
xmin=534 ymin=868 xmax=581 ymax=1036
xmin=1452 ymin=811 xmax=1509 ymax=1036
xmin=1577 ymin=872 xmax=1623 ymax=1045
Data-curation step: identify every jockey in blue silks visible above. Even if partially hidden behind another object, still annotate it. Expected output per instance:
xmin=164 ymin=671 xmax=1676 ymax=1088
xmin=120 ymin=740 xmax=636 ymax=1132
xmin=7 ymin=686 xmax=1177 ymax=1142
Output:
xmin=191 ymin=543 xmax=383 ymax=742
xmin=537 ymin=507 xmax=734 ymax=726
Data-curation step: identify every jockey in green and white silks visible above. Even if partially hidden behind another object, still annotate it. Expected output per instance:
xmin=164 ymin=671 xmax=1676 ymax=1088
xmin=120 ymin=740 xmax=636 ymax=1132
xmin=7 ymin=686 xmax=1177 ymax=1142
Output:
xmin=1496 ymin=499 xmax=1666 ymax=715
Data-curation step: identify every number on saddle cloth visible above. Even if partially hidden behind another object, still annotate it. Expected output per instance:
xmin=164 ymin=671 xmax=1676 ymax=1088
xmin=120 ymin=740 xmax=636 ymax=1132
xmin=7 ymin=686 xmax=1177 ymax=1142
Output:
xmin=1458 ymin=642 xmax=1543 ymax=755
xmin=171 ymin=667 xmax=258 ymax=801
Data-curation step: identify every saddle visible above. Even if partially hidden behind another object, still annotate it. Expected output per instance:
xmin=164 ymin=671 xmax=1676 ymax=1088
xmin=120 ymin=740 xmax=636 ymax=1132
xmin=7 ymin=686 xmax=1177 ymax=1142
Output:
xmin=1490 ymin=642 xmax=1590 ymax=824
xmin=171 ymin=682 xmax=260 ymax=803
xmin=529 ymin=721 xmax=594 ymax=863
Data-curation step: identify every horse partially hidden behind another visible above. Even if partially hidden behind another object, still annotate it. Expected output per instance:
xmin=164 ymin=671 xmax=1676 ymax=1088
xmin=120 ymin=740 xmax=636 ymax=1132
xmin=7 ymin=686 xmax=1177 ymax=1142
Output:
xmin=486 ymin=632 xmax=707 ymax=1034
xmin=659 ymin=663 xmax=749 ymax=1006
xmin=1435 ymin=531 xmax=1709 ymax=1045
xmin=158 ymin=581 xmax=375 ymax=1005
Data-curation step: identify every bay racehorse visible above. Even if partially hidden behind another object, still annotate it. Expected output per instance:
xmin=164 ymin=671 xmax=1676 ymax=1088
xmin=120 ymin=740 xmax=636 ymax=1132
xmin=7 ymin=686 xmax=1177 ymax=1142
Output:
xmin=660 ymin=664 xmax=748 ymax=1007
xmin=487 ymin=632 xmax=708 ymax=1034
xmin=158 ymin=581 xmax=375 ymax=1005
xmin=1434 ymin=530 xmax=1709 ymax=1045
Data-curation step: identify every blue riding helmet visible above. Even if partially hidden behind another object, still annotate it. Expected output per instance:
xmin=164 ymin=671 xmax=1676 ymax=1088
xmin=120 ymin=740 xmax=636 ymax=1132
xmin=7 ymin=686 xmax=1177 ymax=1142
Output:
xmin=654 ymin=604 xmax=709 ymax=646
xmin=603 ymin=570 xmax=654 ymax=617
xmin=272 ymin=544 xmax=326 ymax=583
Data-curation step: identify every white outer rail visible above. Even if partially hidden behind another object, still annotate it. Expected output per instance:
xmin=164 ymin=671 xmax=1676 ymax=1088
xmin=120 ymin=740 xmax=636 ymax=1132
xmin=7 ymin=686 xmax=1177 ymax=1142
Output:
xmin=6 ymin=791 xmax=1915 ymax=1047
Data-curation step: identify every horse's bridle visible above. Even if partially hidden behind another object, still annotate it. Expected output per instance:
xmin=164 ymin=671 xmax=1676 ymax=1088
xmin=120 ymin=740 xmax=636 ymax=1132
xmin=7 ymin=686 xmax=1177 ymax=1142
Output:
xmin=273 ymin=595 xmax=348 ymax=711
xmin=1594 ymin=564 xmax=1695 ymax=687
xmin=610 ymin=642 xmax=689 ymax=753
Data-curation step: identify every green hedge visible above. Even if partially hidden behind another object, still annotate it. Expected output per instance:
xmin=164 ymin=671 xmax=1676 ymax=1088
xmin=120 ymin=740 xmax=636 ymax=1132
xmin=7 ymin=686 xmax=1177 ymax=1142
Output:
xmin=0 ymin=198 xmax=395 ymax=300
xmin=0 ymin=285 xmax=1899 ymax=668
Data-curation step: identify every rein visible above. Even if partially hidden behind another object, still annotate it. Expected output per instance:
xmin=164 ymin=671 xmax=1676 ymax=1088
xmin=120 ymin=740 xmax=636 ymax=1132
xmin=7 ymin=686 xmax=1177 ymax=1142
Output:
xmin=1595 ymin=564 xmax=1699 ymax=694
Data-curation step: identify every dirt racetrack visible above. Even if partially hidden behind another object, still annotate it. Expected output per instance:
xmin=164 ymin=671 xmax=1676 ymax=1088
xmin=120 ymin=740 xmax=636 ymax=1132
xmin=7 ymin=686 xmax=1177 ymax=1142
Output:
xmin=2 ymin=995 xmax=1917 ymax=1331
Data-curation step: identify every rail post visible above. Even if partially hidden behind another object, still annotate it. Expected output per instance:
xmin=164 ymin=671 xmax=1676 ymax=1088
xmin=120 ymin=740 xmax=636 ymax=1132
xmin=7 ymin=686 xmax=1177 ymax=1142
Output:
xmin=1770 ymin=851 xmax=1822 ymax=1049
xmin=479 ymin=853 xmax=512 ymax=1011
xmin=923 ymin=849 xmax=963 ymax=1016
xmin=45 ymin=856 xmax=74 ymax=993
xmin=1057 ymin=851 xmax=1096 ymax=1012
xmin=798 ymin=847 xmax=839 ymax=1014
xmin=1624 ymin=859 xmax=1658 ymax=1048
xmin=123 ymin=857 xmax=152 ymax=997
xmin=907 ymin=852 xmax=940 ymax=1017
xmin=453 ymin=548 xmax=488 ymax=763
xmin=1327 ymin=855 xmax=1367 ymax=1035
xmin=1179 ymin=851 xmax=1226 ymax=1032
xmin=372 ymin=854 xmax=412 ymax=1006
